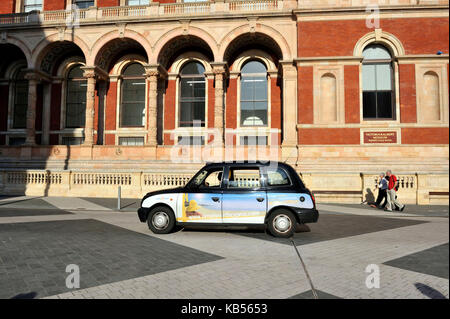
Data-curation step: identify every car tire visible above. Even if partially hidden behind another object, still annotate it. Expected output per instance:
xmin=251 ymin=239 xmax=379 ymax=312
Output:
xmin=147 ymin=206 xmax=176 ymax=234
xmin=267 ymin=209 xmax=297 ymax=238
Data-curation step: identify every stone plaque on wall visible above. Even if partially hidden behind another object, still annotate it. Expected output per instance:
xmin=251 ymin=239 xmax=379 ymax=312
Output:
xmin=363 ymin=131 xmax=397 ymax=144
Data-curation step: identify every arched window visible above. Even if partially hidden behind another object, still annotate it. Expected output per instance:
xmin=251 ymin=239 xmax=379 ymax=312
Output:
xmin=362 ymin=44 xmax=395 ymax=120
xmin=240 ymin=60 xmax=268 ymax=126
xmin=120 ymin=63 xmax=146 ymax=127
xmin=179 ymin=61 xmax=206 ymax=127
xmin=65 ymin=65 xmax=86 ymax=128
xmin=12 ymin=67 xmax=28 ymax=129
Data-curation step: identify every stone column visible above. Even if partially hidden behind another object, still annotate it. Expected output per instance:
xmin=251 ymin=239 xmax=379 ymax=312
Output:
xmin=24 ymin=73 xmax=40 ymax=146
xmin=82 ymin=69 xmax=97 ymax=146
xmin=280 ymin=61 xmax=298 ymax=147
xmin=146 ymin=70 xmax=158 ymax=146
xmin=212 ymin=63 xmax=227 ymax=146
xmin=145 ymin=65 xmax=167 ymax=147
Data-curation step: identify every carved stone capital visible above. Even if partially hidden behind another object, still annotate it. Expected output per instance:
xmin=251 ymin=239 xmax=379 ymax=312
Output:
xmin=144 ymin=64 xmax=168 ymax=80
xmin=81 ymin=66 xmax=109 ymax=81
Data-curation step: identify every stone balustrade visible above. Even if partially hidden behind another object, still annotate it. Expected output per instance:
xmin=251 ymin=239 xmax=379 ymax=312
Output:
xmin=0 ymin=169 xmax=447 ymax=204
xmin=0 ymin=0 xmax=283 ymax=27
xmin=297 ymin=0 xmax=449 ymax=8
xmin=1 ymin=0 xmax=447 ymax=27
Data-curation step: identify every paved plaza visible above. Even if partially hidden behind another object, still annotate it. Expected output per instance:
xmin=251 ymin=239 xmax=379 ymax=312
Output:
xmin=0 ymin=195 xmax=448 ymax=299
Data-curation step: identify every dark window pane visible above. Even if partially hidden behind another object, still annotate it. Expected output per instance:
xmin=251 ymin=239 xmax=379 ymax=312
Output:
xmin=180 ymin=78 xmax=193 ymax=97
xmin=193 ymin=101 xmax=205 ymax=123
xmin=66 ymin=78 xmax=87 ymax=128
xmin=180 ymin=62 xmax=205 ymax=75
xmin=363 ymin=91 xmax=377 ymax=118
xmin=13 ymin=80 xmax=28 ymax=129
xmin=123 ymin=63 xmax=145 ymax=77
xmin=9 ymin=137 xmax=26 ymax=146
xmin=67 ymin=66 xmax=84 ymax=79
xmin=179 ymin=70 xmax=205 ymax=126
xmin=377 ymin=91 xmax=393 ymax=118
xmin=193 ymin=80 xmax=205 ymax=98
xmin=179 ymin=102 xmax=192 ymax=127
xmin=121 ymin=78 xmax=145 ymax=127
xmin=240 ymin=136 xmax=268 ymax=146
xmin=241 ymin=101 xmax=254 ymax=126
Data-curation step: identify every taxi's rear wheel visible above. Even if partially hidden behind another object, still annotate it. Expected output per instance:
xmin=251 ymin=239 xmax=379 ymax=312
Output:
xmin=267 ymin=209 xmax=296 ymax=238
xmin=147 ymin=206 xmax=176 ymax=234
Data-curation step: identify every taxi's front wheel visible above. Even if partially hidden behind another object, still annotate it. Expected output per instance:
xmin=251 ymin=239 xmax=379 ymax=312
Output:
xmin=147 ymin=206 xmax=176 ymax=234
xmin=267 ymin=209 xmax=296 ymax=238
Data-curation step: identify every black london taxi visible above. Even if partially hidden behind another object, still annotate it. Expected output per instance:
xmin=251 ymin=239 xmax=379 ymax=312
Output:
xmin=138 ymin=161 xmax=318 ymax=238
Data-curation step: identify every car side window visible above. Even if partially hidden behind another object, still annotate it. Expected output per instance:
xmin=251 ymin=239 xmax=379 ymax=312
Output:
xmin=190 ymin=168 xmax=223 ymax=189
xmin=202 ymin=170 xmax=223 ymax=188
xmin=267 ymin=167 xmax=291 ymax=186
xmin=228 ymin=168 xmax=261 ymax=188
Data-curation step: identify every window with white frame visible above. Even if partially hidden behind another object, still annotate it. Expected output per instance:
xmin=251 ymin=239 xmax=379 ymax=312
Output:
xmin=179 ymin=61 xmax=206 ymax=127
xmin=362 ymin=44 xmax=395 ymax=120
xmin=12 ymin=68 xmax=28 ymax=129
xmin=118 ymin=136 xmax=145 ymax=146
xmin=120 ymin=63 xmax=146 ymax=127
xmin=23 ymin=0 xmax=42 ymax=12
xmin=128 ymin=0 xmax=150 ymax=5
xmin=73 ymin=0 xmax=95 ymax=9
xmin=65 ymin=65 xmax=87 ymax=128
xmin=240 ymin=60 xmax=268 ymax=126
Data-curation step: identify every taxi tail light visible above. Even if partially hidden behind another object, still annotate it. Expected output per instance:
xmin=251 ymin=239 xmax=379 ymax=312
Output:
xmin=311 ymin=192 xmax=316 ymax=206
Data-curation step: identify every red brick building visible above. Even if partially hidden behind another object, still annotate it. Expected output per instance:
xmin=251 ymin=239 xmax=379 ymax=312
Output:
xmin=0 ymin=1 xmax=448 ymax=202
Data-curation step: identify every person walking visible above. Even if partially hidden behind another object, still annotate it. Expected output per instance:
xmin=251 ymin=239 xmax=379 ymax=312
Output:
xmin=385 ymin=170 xmax=405 ymax=212
xmin=370 ymin=173 xmax=388 ymax=209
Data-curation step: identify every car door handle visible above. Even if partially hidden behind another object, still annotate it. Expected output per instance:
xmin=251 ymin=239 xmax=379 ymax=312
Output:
xmin=211 ymin=197 xmax=220 ymax=202
xmin=256 ymin=197 xmax=265 ymax=202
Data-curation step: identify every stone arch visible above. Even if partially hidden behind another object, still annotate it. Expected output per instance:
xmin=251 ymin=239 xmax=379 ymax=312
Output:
xmin=219 ymin=24 xmax=291 ymax=63
xmin=111 ymin=54 xmax=148 ymax=76
xmin=151 ymin=27 xmax=219 ymax=66
xmin=170 ymin=52 xmax=212 ymax=74
xmin=0 ymin=42 xmax=29 ymax=78
xmin=89 ymin=29 xmax=152 ymax=69
xmin=1 ymin=36 xmax=32 ymax=68
xmin=31 ymin=33 xmax=89 ymax=71
xmin=55 ymin=57 xmax=86 ymax=78
xmin=354 ymin=30 xmax=405 ymax=57
xmin=231 ymin=49 xmax=277 ymax=73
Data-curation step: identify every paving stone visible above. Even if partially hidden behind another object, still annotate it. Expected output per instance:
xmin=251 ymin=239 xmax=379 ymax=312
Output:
xmin=384 ymin=243 xmax=449 ymax=279
xmin=0 ymin=219 xmax=223 ymax=299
